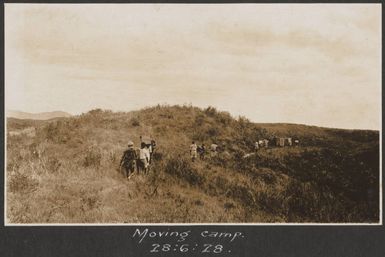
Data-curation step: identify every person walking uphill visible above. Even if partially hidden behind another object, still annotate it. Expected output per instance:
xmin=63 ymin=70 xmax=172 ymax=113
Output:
xmin=190 ymin=141 xmax=198 ymax=162
xmin=210 ymin=143 xmax=218 ymax=157
xmin=198 ymin=143 xmax=206 ymax=160
xmin=150 ymin=139 xmax=156 ymax=163
xmin=138 ymin=142 xmax=150 ymax=174
xmin=119 ymin=141 xmax=138 ymax=180
xmin=254 ymin=141 xmax=259 ymax=152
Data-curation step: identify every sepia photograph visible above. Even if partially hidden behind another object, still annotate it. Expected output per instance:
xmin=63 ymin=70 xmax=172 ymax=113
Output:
xmin=4 ymin=3 xmax=381 ymax=224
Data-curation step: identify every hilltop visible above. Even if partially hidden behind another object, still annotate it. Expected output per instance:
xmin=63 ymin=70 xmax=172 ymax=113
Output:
xmin=6 ymin=105 xmax=379 ymax=223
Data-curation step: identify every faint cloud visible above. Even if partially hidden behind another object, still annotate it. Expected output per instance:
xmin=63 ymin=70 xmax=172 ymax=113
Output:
xmin=207 ymin=23 xmax=359 ymax=62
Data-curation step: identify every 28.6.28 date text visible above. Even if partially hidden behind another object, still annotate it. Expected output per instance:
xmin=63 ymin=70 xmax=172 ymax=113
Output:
xmin=150 ymin=243 xmax=229 ymax=254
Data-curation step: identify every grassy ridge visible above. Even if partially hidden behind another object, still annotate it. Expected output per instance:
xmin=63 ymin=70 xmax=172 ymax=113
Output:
xmin=6 ymin=105 xmax=379 ymax=223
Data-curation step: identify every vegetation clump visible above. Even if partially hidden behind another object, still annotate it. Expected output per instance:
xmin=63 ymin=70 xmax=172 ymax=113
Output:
xmin=6 ymin=105 xmax=379 ymax=223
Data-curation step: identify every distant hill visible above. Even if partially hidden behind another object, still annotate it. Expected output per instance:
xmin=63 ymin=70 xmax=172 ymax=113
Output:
xmin=7 ymin=110 xmax=72 ymax=120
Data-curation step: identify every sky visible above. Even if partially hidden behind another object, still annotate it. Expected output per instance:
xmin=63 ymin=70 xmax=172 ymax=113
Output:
xmin=5 ymin=4 xmax=381 ymax=130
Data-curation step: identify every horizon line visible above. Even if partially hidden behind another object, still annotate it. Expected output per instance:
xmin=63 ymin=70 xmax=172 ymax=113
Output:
xmin=6 ymin=105 xmax=380 ymax=132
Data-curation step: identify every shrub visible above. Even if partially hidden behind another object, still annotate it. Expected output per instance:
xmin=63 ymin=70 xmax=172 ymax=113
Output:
xmin=218 ymin=115 xmax=232 ymax=126
xmin=209 ymin=153 xmax=231 ymax=168
xmin=228 ymin=184 xmax=256 ymax=207
xmin=206 ymin=127 xmax=219 ymax=138
xmin=256 ymin=189 xmax=287 ymax=216
xmin=8 ymin=172 xmax=38 ymax=194
xmin=284 ymin=180 xmax=336 ymax=221
xmin=88 ymin=109 xmax=104 ymax=115
xmin=194 ymin=113 xmax=205 ymax=126
xmin=108 ymin=150 xmax=118 ymax=163
xmin=159 ymin=112 xmax=174 ymax=119
xmin=224 ymin=202 xmax=235 ymax=210
xmin=152 ymin=152 xmax=163 ymax=161
xmin=131 ymin=117 xmax=140 ymax=127
xmin=83 ymin=148 xmax=102 ymax=168
xmin=192 ymin=131 xmax=207 ymax=142
xmin=165 ymin=157 xmax=205 ymax=186
xmin=204 ymin=106 xmax=217 ymax=116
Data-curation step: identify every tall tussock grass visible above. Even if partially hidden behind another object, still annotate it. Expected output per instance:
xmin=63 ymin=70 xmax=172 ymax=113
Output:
xmin=165 ymin=157 xmax=205 ymax=186
xmin=6 ymin=105 xmax=380 ymax=223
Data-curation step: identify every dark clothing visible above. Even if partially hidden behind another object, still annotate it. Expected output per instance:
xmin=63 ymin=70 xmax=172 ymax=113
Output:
xmin=149 ymin=140 xmax=156 ymax=164
xmin=123 ymin=161 xmax=136 ymax=178
xmin=120 ymin=148 xmax=137 ymax=166
xmin=151 ymin=140 xmax=156 ymax=150
xmin=136 ymin=159 xmax=148 ymax=174
xmin=198 ymin=145 xmax=206 ymax=160
xmin=120 ymin=148 xmax=137 ymax=178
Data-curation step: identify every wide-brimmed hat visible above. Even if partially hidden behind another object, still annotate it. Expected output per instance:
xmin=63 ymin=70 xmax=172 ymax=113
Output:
xmin=127 ymin=141 xmax=134 ymax=147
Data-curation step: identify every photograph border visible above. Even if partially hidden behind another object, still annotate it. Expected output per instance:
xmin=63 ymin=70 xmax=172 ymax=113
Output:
xmin=1 ymin=2 xmax=384 ymax=256
xmin=3 ymin=0 xmax=383 ymax=227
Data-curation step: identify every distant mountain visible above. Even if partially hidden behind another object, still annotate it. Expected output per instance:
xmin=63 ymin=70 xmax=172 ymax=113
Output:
xmin=7 ymin=110 xmax=72 ymax=120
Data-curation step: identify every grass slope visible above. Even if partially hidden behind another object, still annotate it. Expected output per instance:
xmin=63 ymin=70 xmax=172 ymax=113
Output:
xmin=6 ymin=105 xmax=379 ymax=223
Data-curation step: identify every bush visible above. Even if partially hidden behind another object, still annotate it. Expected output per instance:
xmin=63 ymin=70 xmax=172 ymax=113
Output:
xmin=194 ymin=114 xmax=205 ymax=126
xmin=209 ymin=153 xmax=231 ymax=168
xmin=192 ymin=131 xmax=208 ymax=142
xmin=227 ymin=184 xmax=256 ymax=207
xmin=204 ymin=106 xmax=217 ymax=116
xmin=83 ymin=148 xmax=102 ymax=168
xmin=152 ymin=152 xmax=163 ymax=161
xmin=131 ymin=117 xmax=140 ymax=127
xmin=165 ymin=157 xmax=205 ymax=186
xmin=206 ymin=127 xmax=219 ymax=138
xmin=88 ymin=109 xmax=104 ymax=115
xmin=9 ymin=172 xmax=38 ymax=194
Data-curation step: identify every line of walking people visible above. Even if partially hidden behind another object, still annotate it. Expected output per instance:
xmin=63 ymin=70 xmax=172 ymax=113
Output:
xmin=119 ymin=136 xmax=156 ymax=180
xmin=189 ymin=141 xmax=220 ymax=162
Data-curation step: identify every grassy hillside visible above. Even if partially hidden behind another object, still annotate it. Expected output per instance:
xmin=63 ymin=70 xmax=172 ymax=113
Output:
xmin=6 ymin=105 xmax=380 ymax=223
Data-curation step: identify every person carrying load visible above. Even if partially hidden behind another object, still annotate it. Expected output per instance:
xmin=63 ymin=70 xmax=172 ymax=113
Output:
xmin=138 ymin=142 xmax=150 ymax=174
xmin=190 ymin=141 xmax=198 ymax=162
xmin=198 ymin=143 xmax=206 ymax=160
xmin=140 ymin=135 xmax=154 ymax=164
xmin=150 ymin=139 xmax=157 ymax=162
xmin=254 ymin=141 xmax=259 ymax=152
xmin=210 ymin=143 xmax=218 ymax=157
xmin=119 ymin=141 xmax=138 ymax=180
